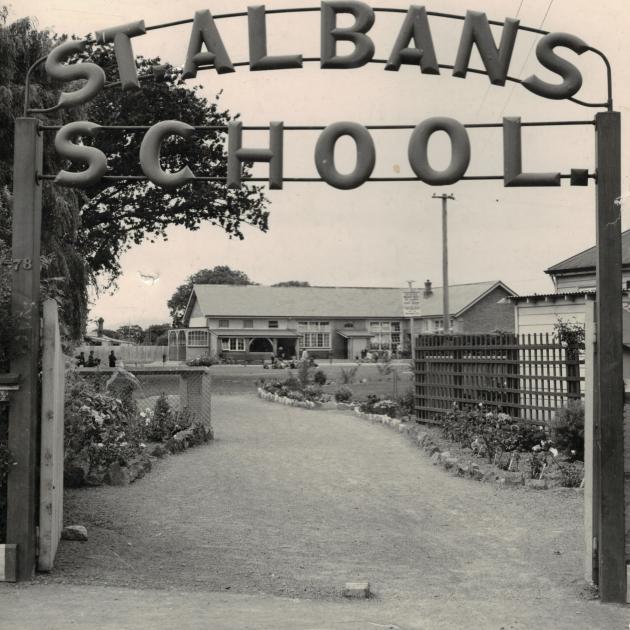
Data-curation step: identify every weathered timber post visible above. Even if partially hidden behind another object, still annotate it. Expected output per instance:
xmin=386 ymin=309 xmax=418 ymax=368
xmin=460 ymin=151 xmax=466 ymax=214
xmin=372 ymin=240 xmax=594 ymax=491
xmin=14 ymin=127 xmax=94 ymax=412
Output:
xmin=6 ymin=118 xmax=43 ymax=580
xmin=595 ymin=110 xmax=625 ymax=602
xmin=584 ymin=297 xmax=599 ymax=585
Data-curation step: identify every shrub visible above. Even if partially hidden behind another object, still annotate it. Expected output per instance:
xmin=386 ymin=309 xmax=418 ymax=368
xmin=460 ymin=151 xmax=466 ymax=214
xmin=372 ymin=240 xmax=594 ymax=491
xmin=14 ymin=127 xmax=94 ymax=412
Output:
xmin=549 ymin=401 xmax=584 ymax=460
xmin=372 ymin=399 xmax=399 ymax=418
xmin=375 ymin=356 xmax=393 ymax=375
xmin=297 ymin=360 xmax=311 ymax=388
xmin=397 ymin=388 xmax=415 ymax=416
xmin=186 ymin=355 xmax=219 ymax=367
xmin=334 ymin=386 xmax=353 ymax=402
xmin=340 ymin=365 xmax=359 ymax=384
xmin=283 ymin=375 xmax=301 ymax=391
xmin=359 ymin=394 xmax=381 ymax=414
xmin=144 ymin=393 xmax=178 ymax=442
xmin=313 ymin=369 xmax=327 ymax=386
xmin=440 ymin=407 xmax=547 ymax=462
xmin=64 ymin=372 xmax=144 ymax=472
xmin=303 ymin=384 xmax=322 ymax=400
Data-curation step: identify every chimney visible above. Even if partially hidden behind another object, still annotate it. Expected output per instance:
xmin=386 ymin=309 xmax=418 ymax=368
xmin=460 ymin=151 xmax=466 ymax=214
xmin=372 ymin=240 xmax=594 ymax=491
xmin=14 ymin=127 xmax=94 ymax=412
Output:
xmin=423 ymin=279 xmax=433 ymax=298
xmin=97 ymin=317 xmax=104 ymax=337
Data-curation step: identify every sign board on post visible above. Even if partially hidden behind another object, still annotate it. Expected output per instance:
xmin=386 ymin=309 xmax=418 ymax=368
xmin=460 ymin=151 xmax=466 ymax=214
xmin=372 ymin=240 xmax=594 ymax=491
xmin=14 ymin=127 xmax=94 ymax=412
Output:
xmin=402 ymin=289 xmax=422 ymax=317
xmin=402 ymin=289 xmax=421 ymax=360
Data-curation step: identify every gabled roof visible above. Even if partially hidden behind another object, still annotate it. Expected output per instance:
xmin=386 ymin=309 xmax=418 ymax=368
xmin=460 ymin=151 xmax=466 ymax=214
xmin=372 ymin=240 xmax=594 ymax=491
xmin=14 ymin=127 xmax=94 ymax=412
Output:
xmin=545 ymin=228 xmax=630 ymax=275
xmin=183 ymin=281 xmax=515 ymax=323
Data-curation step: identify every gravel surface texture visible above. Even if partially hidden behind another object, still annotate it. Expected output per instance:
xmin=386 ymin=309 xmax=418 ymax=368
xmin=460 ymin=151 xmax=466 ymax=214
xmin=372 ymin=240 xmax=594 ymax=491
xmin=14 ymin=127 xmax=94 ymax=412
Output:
xmin=12 ymin=393 xmax=626 ymax=629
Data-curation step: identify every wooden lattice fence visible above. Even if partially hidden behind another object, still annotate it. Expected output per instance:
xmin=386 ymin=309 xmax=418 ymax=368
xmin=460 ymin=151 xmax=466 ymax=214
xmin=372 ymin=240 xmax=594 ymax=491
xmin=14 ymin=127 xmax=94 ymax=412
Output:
xmin=414 ymin=333 xmax=583 ymax=425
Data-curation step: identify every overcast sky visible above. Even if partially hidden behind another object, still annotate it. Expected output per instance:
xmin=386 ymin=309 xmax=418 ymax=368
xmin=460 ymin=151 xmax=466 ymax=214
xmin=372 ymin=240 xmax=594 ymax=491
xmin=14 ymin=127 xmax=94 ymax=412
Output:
xmin=11 ymin=0 xmax=630 ymax=328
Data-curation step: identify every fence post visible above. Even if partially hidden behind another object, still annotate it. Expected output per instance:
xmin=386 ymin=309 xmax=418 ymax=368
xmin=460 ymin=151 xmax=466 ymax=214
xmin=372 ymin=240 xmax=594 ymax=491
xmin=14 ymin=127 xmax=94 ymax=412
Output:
xmin=584 ymin=298 xmax=599 ymax=585
xmin=6 ymin=118 xmax=43 ymax=580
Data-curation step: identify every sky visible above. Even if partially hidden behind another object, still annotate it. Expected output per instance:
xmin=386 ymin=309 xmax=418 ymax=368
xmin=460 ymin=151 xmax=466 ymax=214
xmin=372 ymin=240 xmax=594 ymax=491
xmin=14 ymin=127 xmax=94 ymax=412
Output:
xmin=11 ymin=0 xmax=630 ymax=329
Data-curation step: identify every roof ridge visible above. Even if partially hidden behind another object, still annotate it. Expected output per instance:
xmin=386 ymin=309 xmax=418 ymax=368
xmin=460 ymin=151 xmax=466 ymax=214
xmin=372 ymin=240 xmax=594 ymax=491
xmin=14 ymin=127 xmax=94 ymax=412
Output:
xmin=192 ymin=280 xmax=499 ymax=290
xmin=545 ymin=228 xmax=630 ymax=273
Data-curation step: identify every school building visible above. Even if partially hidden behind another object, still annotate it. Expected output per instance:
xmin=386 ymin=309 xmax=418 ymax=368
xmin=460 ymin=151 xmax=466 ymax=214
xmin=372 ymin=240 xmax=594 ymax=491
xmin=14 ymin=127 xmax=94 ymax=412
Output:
xmin=167 ymin=280 xmax=516 ymax=362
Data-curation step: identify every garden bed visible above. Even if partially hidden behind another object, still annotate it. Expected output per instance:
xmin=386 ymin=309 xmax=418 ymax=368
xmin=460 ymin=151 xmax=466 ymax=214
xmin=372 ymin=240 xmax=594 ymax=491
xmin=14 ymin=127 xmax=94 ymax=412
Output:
xmin=350 ymin=405 xmax=584 ymax=490
xmin=257 ymin=366 xmax=584 ymax=490
xmin=64 ymin=371 xmax=213 ymax=488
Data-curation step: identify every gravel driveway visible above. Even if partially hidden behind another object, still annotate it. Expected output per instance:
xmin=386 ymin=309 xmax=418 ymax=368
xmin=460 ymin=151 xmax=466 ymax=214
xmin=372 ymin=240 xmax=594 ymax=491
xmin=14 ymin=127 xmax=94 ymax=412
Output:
xmin=32 ymin=394 xmax=626 ymax=629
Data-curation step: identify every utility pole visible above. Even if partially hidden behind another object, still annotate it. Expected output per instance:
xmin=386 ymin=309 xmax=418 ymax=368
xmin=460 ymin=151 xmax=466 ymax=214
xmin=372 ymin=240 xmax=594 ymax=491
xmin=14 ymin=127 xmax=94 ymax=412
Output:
xmin=432 ymin=193 xmax=455 ymax=333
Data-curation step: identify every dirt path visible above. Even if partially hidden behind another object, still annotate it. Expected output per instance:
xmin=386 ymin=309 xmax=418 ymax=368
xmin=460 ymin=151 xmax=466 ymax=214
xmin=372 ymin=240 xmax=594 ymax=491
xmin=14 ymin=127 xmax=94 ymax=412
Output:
xmin=8 ymin=394 xmax=626 ymax=629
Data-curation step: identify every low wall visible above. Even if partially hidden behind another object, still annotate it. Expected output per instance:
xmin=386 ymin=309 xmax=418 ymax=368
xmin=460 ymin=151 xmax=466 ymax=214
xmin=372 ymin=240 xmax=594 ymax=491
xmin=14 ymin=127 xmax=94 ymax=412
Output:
xmin=75 ymin=366 xmax=212 ymax=429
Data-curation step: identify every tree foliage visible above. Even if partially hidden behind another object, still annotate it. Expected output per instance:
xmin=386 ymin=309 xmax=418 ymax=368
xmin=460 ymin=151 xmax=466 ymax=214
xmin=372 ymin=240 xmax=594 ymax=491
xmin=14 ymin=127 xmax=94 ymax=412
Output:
xmin=0 ymin=11 xmax=90 ymax=340
xmin=0 ymin=13 xmax=271 ymax=340
xmin=168 ymin=265 xmax=255 ymax=325
xmin=145 ymin=323 xmax=171 ymax=345
xmin=78 ymin=43 xmax=269 ymax=285
xmin=116 ymin=324 xmax=144 ymax=344
xmin=272 ymin=281 xmax=310 ymax=287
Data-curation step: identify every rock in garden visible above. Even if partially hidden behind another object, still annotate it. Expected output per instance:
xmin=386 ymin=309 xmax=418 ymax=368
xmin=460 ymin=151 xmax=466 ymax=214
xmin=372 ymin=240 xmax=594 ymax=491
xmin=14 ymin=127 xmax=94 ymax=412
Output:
xmin=425 ymin=444 xmax=440 ymax=456
xmin=431 ymin=452 xmax=441 ymax=465
xmin=61 ymin=525 xmax=88 ymax=542
xmin=150 ymin=444 xmax=168 ymax=458
xmin=457 ymin=463 xmax=470 ymax=476
xmin=104 ymin=462 xmax=130 ymax=486
xmin=415 ymin=431 xmax=427 ymax=446
xmin=442 ymin=457 xmax=458 ymax=471
xmin=64 ymin=451 xmax=90 ymax=488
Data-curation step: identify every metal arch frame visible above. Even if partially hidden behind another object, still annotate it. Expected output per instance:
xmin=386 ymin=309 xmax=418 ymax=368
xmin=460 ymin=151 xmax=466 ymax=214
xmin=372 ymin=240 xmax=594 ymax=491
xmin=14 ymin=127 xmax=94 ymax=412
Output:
xmin=34 ymin=117 xmax=597 ymax=183
xmin=23 ymin=6 xmax=614 ymax=116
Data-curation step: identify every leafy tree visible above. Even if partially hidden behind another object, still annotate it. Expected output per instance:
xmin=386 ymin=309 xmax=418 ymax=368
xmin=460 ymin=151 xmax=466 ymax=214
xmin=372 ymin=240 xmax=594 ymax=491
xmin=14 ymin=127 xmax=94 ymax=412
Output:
xmin=116 ymin=324 xmax=144 ymax=344
xmin=168 ymin=266 xmax=254 ymax=325
xmin=145 ymin=323 xmax=171 ymax=345
xmin=272 ymin=281 xmax=311 ymax=287
xmin=78 ymin=43 xmax=269 ymax=285
xmin=101 ymin=328 xmax=121 ymax=340
xmin=0 ymin=11 xmax=90 ymax=340
xmin=0 ymin=14 xmax=270 ymax=339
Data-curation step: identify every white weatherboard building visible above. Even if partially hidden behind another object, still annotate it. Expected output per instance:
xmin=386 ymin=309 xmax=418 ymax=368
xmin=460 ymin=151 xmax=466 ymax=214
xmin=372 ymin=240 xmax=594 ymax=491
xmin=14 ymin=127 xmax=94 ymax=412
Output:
xmin=167 ymin=281 xmax=516 ymax=362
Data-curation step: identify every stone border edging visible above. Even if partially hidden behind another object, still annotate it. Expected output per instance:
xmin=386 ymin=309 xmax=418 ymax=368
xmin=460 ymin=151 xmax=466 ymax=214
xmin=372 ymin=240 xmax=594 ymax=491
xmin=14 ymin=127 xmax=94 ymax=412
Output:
xmin=351 ymin=408 xmax=563 ymax=490
xmin=257 ymin=387 xmax=576 ymax=490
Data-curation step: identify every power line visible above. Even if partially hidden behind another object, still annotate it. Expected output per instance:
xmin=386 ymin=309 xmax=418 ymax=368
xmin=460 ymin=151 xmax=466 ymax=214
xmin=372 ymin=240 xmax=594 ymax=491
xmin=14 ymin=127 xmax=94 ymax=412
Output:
xmin=499 ymin=0 xmax=555 ymax=117
xmin=474 ymin=0 xmax=526 ymax=119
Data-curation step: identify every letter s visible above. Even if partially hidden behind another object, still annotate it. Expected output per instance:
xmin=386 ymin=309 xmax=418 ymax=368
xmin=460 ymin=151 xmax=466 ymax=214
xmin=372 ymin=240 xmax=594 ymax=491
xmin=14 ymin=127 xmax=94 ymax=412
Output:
xmin=522 ymin=33 xmax=589 ymax=100
xmin=45 ymin=40 xmax=106 ymax=109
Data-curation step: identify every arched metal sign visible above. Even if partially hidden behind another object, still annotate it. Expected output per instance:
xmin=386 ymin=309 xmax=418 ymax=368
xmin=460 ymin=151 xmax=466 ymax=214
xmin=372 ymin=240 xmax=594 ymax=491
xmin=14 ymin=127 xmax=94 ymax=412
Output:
xmin=8 ymin=3 xmax=625 ymax=603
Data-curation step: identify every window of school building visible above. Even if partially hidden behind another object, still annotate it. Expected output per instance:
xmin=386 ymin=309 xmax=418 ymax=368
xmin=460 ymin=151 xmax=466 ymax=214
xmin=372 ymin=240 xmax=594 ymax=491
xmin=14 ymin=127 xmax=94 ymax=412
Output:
xmin=298 ymin=321 xmax=330 ymax=348
xmin=369 ymin=321 xmax=401 ymax=350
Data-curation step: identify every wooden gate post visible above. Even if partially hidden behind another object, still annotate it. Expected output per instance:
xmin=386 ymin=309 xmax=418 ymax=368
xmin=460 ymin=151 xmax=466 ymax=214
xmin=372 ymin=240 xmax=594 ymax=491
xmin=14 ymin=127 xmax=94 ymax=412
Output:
xmin=6 ymin=118 xmax=43 ymax=580
xmin=595 ymin=110 xmax=625 ymax=602
xmin=584 ymin=297 xmax=599 ymax=585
